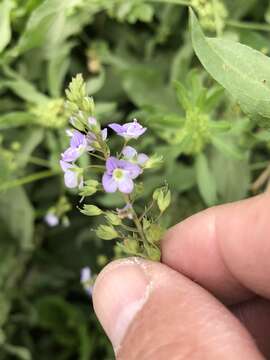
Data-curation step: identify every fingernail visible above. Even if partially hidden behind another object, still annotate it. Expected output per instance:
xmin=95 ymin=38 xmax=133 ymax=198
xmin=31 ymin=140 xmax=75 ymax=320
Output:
xmin=92 ymin=259 xmax=150 ymax=351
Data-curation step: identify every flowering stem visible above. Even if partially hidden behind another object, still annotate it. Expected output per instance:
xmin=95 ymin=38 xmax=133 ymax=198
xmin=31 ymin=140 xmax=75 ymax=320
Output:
xmin=123 ymin=194 xmax=147 ymax=244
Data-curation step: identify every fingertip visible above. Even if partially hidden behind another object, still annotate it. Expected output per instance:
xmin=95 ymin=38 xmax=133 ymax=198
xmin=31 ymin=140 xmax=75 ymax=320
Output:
xmin=92 ymin=258 xmax=150 ymax=351
xmin=161 ymin=204 xmax=252 ymax=303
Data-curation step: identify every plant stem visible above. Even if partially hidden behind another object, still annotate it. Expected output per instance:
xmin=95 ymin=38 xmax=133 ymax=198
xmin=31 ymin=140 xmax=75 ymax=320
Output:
xmin=24 ymin=156 xmax=51 ymax=167
xmin=88 ymin=152 xmax=105 ymax=161
xmin=0 ymin=170 xmax=59 ymax=192
xmin=139 ymin=201 xmax=154 ymax=221
xmin=84 ymin=165 xmax=105 ymax=170
xmin=148 ymin=0 xmax=190 ymax=5
xmin=226 ymin=19 xmax=270 ymax=33
xmin=212 ymin=0 xmax=222 ymax=37
xmin=121 ymin=224 xmax=139 ymax=233
xmin=123 ymin=194 xmax=147 ymax=245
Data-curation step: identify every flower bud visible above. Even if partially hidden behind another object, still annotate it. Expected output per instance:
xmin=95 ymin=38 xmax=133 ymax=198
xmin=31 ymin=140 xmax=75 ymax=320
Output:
xmin=145 ymin=244 xmax=161 ymax=261
xmin=82 ymin=96 xmax=95 ymax=114
xmin=153 ymin=186 xmax=171 ymax=213
xmin=79 ymin=180 xmax=99 ymax=197
xmin=96 ymin=225 xmax=119 ymax=240
xmin=80 ymin=204 xmax=103 ymax=216
xmin=97 ymin=255 xmax=108 ymax=267
xmin=145 ymin=224 xmax=164 ymax=243
xmin=69 ymin=116 xmax=85 ymax=131
xmin=123 ymin=238 xmax=139 ymax=253
xmin=105 ymin=211 xmax=122 ymax=226
xmin=144 ymin=154 xmax=163 ymax=169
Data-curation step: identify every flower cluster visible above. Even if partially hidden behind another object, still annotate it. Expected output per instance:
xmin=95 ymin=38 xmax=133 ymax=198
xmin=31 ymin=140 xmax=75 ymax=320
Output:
xmin=60 ymin=74 xmax=170 ymax=261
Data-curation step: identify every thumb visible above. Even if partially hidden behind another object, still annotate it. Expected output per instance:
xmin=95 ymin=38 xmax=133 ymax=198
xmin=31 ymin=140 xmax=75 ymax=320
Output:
xmin=93 ymin=258 xmax=263 ymax=359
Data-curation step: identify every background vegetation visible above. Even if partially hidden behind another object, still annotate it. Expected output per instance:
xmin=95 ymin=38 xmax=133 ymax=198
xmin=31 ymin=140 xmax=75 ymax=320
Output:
xmin=1 ymin=0 xmax=270 ymax=358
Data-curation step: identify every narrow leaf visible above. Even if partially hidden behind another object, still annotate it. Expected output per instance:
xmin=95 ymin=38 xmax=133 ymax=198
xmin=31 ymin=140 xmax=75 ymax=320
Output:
xmin=0 ymin=0 xmax=13 ymax=53
xmin=195 ymin=153 xmax=217 ymax=206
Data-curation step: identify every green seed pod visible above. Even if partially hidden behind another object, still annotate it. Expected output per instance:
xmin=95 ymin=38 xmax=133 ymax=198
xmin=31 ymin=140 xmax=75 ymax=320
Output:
xmin=96 ymin=225 xmax=119 ymax=240
xmin=81 ymin=204 xmax=103 ymax=216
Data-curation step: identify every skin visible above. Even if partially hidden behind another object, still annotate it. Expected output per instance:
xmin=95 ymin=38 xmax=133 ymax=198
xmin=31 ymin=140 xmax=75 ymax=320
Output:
xmin=93 ymin=193 xmax=270 ymax=359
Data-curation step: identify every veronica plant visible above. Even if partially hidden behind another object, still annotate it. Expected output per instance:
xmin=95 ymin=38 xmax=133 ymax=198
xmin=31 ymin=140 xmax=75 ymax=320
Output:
xmin=60 ymin=74 xmax=169 ymax=261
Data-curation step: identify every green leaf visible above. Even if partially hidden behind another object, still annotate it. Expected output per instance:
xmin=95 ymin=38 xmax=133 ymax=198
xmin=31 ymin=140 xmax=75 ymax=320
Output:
xmin=16 ymin=0 xmax=80 ymax=54
xmin=211 ymin=150 xmax=251 ymax=202
xmin=2 ymin=75 xmax=48 ymax=104
xmin=0 ymin=112 xmax=36 ymax=130
xmin=211 ymin=135 xmax=245 ymax=160
xmin=0 ymin=187 xmax=34 ymax=250
xmin=0 ymin=294 xmax=10 ymax=327
xmin=17 ymin=128 xmax=44 ymax=168
xmin=190 ymin=9 xmax=270 ymax=125
xmin=3 ymin=344 xmax=32 ymax=360
xmin=195 ymin=153 xmax=217 ymax=206
xmin=86 ymin=69 xmax=105 ymax=96
xmin=47 ymin=42 xmax=73 ymax=97
xmin=0 ymin=0 xmax=13 ymax=53
xmin=174 ymin=80 xmax=192 ymax=111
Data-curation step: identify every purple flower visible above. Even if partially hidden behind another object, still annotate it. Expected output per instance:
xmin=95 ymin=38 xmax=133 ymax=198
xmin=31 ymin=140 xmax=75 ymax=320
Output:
xmin=122 ymin=146 xmax=149 ymax=166
xmin=109 ymin=119 xmax=146 ymax=140
xmin=87 ymin=128 xmax=107 ymax=151
xmin=44 ymin=212 xmax=59 ymax=227
xmin=80 ymin=267 xmax=93 ymax=296
xmin=60 ymin=160 xmax=83 ymax=188
xmin=102 ymin=157 xmax=142 ymax=194
xmin=61 ymin=130 xmax=87 ymax=162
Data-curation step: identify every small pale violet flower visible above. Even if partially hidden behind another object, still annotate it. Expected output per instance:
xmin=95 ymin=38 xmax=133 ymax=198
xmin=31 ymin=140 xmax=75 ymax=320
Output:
xmin=44 ymin=212 xmax=59 ymax=227
xmin=116 ymin=203 xmax=133 ymax=219
xmin=102 ymin=156 xmax=142 ymax=194
xmin=122 ymin=146 xmax=149 ymax=166
xmin=61 ymin=130 xmax=87 ymax=162
xmin=80 ymin=267 xmax=93 ymax=296
xmin=60 ymin=160 xmax=83 ymax=188
xmin=109 ymin=119 xmax=146 ymax=140
xmin=87 ymin=128 xmax=107 ymax=151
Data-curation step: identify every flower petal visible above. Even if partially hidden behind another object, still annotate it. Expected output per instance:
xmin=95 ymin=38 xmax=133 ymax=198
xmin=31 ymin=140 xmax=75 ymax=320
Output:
xmin=109 ymin=123 xmax=124 ymax=134
xmin=64 ymin=170 xmax=78 ymax=188
xmin=88 ymin=117 xmax=97 ymax=126
xmin=61 ymin=147 xmax=80 ymax=162
xmin=60 ymin=160 xmax=71 ymax=172
xmin=118 ymin=177 xmax=134 ymax=194
xmin=137 ymin=153 xmax=149 ymax=165
xmin=45 ymin=213 xmax=59 ymax=227
xmin=102 ymin=128 xmax=108 ymax=140
xmin=106 ymin=156 xmax=119 ymax=174
xmin=70 ymin=130 xmax=86 ymax=148
xmin=122 ymin=146 xmax=137 ymax=159
xmin=120 ymin=160 xmax=142 ymax=179
xmin=122 ymin=119 xmax=147 ymax=139
xmin=102 ymin=173 xmax=118 ymax=193
xmin=80 ymin=267 xmax=91 ymax=282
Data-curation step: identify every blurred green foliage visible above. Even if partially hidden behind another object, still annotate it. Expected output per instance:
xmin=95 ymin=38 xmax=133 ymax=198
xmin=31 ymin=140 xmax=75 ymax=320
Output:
xmin=1 ymin=0 xmax=270 ymax=358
